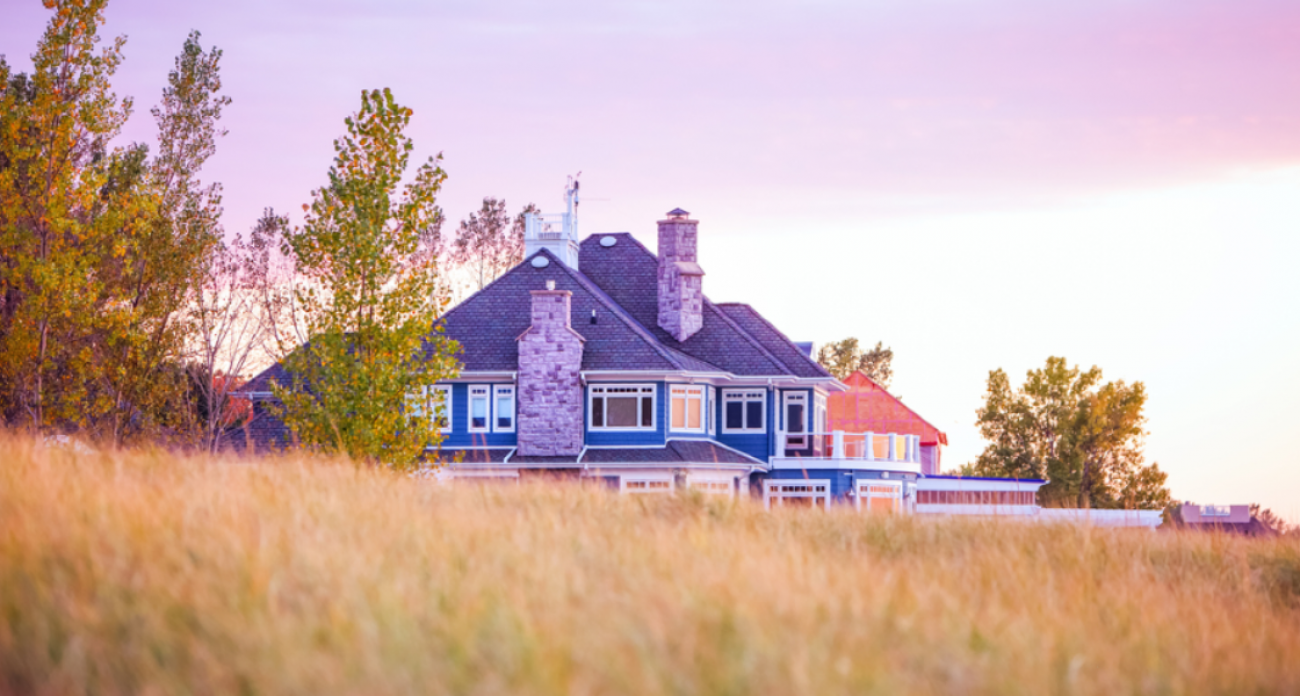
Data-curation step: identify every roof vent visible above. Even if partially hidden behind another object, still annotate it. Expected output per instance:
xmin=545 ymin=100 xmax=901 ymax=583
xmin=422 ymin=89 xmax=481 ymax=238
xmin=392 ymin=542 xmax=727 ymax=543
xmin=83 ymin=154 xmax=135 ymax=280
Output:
xmin=599 ymin=235 xmax=618 ymax=247
xmin=667 ymin=207 xmax=689 ymax=219
xmin=531 ymin=255 xmax=550 ymax=268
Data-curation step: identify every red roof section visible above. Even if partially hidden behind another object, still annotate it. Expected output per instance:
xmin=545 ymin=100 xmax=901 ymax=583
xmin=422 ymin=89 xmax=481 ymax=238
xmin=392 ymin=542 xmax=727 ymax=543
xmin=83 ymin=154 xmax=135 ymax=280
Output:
xmin=828 ymin=371 xmax=948 ymax=446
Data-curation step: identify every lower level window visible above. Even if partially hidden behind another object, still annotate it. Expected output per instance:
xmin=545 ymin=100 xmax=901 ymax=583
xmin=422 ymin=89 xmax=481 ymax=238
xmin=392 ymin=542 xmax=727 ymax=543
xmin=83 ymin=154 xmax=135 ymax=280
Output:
xmin=590 ymin=385 xmax=655 ymax=430
xmin=858 ymin=482 xmax=901 ymax=514
xmin=764 ymin=480 xmax=830 ymax=509
xmin=623 ymin=479 xmax=672 ymax=494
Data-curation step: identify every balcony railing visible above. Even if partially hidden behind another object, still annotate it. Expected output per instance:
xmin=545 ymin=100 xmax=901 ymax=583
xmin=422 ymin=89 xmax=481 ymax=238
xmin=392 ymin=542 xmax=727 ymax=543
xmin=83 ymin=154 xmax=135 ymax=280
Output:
xmin=775 ymin=430 xmax=921 ymax=465
xmin=524 ymin=212 xmax=574 ymax=241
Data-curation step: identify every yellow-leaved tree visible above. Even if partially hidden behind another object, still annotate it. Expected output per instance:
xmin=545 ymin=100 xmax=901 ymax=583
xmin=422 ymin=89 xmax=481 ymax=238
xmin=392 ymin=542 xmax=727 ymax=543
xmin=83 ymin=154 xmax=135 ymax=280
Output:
xmin=272 ymin=88 xmax=458 ymax=468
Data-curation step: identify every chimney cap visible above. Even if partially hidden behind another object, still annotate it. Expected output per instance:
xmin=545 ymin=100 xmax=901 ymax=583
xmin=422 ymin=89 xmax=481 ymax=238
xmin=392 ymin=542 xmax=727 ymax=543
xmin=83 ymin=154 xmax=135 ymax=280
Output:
xmin=666 ymin=207 xmax=690 ymax=219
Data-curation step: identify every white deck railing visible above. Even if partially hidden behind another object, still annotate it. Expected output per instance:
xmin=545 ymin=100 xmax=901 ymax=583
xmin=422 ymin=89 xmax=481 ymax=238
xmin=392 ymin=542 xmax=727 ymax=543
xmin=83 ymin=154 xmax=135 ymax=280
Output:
xmin=775 ymin=431 xmax=921 ymax=464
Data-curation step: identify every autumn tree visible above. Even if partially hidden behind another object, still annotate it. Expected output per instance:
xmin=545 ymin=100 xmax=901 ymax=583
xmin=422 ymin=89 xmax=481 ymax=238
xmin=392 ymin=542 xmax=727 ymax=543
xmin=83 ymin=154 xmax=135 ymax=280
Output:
xmin=272 ymin=88 xmax=458 ymax=467
xmin=816 ymin=338 xmax=894 ymax=387
xmin=971 ymin=357 xmax=1172 ymax=510
xmin=450 ymin=197 xmax=539 ymax=291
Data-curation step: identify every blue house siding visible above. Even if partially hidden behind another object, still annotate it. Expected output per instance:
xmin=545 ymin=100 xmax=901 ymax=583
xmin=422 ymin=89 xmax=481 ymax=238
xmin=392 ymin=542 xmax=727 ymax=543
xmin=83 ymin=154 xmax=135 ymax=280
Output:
xmin=439 ymin=383 xmax=517 ymax=449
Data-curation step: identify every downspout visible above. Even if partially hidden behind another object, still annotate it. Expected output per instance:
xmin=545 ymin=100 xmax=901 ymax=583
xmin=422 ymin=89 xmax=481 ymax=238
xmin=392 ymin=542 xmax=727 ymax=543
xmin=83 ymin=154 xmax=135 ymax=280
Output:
xmin=502 ymin=447 xmax=517 ymax=464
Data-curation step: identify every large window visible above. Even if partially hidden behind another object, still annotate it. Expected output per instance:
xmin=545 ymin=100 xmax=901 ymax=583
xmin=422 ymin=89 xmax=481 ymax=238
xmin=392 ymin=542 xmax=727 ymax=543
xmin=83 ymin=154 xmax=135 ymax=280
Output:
xmin=669 ymin=385 xmax=705 ymax=432
xmin=494 ymin=385 xmax=515 ymax=432
xmin=408 ymin=385 xmax=451 ymax=433
xmin=468 ymin=385 xmax=490 ymax=432
xmin=590 ymin=385 xmax=655 ymax=430
xmin=722 ymin=389 xmax=765 ymax=433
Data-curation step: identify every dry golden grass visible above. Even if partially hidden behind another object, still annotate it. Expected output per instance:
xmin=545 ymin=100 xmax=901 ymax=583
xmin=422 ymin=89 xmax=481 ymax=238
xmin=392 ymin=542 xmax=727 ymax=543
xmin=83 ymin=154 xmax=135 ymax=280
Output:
xmin=1 ymin=436 xmax=1297 ymax=696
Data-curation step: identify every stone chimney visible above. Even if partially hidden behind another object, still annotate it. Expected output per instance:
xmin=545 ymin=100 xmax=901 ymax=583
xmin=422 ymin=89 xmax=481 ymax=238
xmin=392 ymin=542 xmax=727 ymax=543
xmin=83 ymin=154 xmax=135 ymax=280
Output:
xmin=516 ymin=283 xmax=585 ymax=456
xmin=657 ymin=208 xmax=705 ymax=342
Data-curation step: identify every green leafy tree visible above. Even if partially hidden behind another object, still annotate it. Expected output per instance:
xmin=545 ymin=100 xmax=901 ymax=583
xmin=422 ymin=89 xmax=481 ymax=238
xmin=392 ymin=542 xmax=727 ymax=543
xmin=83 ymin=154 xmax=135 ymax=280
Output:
xmin=816 ymin=338 xmax=894 ymax=387
xmin=272 ymin=88 xmax=458 ymax=467
xmin=450 ymin=197 xmax=539 ymax=291
xmin=971 ymin=357 xmax=1172 ymax=509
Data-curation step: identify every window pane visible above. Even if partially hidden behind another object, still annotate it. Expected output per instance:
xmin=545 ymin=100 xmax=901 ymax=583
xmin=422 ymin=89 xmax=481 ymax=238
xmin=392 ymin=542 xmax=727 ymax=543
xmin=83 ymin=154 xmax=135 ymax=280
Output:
xmin=687 ymin=398 xmax=701 ymax=429
xmin=592 ymin=397 xmax=604 ymax=427
xmin=746 ymin=401 xmax=763 ymax=429
xmin=471 ymin=397 xmax=487 ymax=428
xmin=496 ymin=396 xmax=513 ymax=429
xmin=787 ymin=404 xmax=804 ymax=433
xmin=641 ymin=397 xmax=653 ymax=427
xmin=671 ymin=397 xmax=685 ymax=429
xmin=725 ymin=402 xmax=743 ymax=429
xmin=606 ymin=397 xmax=638 ymax=427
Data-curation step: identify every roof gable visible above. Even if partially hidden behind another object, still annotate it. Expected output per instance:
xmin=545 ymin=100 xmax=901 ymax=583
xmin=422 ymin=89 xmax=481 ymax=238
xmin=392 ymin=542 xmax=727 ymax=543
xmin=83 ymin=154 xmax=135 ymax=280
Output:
xmin=578 ymin=233 xmax=818 ymax=377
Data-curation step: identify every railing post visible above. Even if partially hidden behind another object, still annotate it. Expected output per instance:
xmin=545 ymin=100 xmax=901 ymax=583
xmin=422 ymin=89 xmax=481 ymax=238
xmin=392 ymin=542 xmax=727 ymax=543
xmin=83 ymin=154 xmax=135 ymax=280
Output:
xmin=865 ymin=432 xmax=874 ymax=461
xmin=833 ymin=430 xmax=844 ymax=460
xmin=889 ymin=433 xmax=897 ymax=462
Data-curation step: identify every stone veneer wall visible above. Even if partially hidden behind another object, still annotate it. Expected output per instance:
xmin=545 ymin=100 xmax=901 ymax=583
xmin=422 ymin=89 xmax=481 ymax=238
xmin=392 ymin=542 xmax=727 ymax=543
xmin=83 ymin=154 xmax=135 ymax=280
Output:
xmin=517 ymin=288 xmax=586 ymax=457
xmin=657 ymin=214 xmax=705 ymax=342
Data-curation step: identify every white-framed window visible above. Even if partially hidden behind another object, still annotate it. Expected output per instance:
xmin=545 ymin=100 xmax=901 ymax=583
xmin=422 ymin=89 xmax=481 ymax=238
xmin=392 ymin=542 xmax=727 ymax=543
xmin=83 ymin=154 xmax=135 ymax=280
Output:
xmin=722 ymin=389 xmax=766 ymax=433
xmin=707 ymin=386 xmax=716 ymax=435
xmin=1201 ymin=505 xmax=1231 ymax=517
xmin=407 ymin=385 xmax=452 ymax=433
xmin=688 ymin=477 xmax=734 ymax=497
xmin=782 ymin=392 xmax=808 ymax=447
xmin=763 ymin=480 xmax=830 ymax=509
xmin=589 ymin=384 xmax=656 ymax=431
xmin=494 ymin=385 xmax=515 ymax=432
xmin=621 ymin=476 xmax=674 ymax=494
xmin=468 ymin=385 xmax=490 ymax=432
xmin=856 ymin=481 xmax=902 ymax=514
xmin=813 ymin=392 xmax=828 ymax=455
xmin=669 ymin=385 xmax=705 ymax=432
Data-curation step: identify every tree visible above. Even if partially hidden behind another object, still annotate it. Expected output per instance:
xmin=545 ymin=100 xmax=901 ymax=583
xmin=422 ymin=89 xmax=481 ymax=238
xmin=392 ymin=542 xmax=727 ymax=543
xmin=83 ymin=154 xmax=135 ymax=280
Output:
xmin=450 ymin=197 xmax=539 ymax=291
xmin=971 ymin=357 xmax=1172 ymax=510
xmin=272 ymin=88 xmax=458 ymax=467
xmin=189 ymin=210 xmax=284 ymax=454
xmin=816 ymin=338 xmax=894 ymax=387
xmin=0 ymin=0 xmax=133 ymax=431
xmin=1251 ymin=504 xmax=1292 ymax=535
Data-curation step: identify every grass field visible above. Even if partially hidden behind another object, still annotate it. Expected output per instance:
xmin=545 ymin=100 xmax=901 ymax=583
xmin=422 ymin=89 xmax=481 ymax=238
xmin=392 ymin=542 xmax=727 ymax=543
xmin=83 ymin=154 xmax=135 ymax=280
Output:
xmin=1 ymin=437 xmax=1298 ymax=695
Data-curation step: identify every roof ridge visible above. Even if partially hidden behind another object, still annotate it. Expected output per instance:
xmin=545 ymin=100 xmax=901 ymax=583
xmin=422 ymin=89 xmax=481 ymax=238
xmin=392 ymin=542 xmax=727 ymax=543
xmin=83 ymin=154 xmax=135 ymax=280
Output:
xmin=704 ymin=299 xmax=798 ymax=375
xmin=718 ymin=302 xmax=831 ymax=377
xmin=598 ymin=235 xmax=791 ymax=376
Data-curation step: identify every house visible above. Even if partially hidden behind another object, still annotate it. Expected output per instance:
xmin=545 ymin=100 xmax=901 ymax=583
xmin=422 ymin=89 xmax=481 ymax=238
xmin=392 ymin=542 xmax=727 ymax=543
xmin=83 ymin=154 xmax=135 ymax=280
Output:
xmin=828 ymin=371 xmax=948 ymax=475
xmin=239 ymin=185 xmax=929 ymax=509
xmin=1175 ymin=504 xmax=1277 ymax=536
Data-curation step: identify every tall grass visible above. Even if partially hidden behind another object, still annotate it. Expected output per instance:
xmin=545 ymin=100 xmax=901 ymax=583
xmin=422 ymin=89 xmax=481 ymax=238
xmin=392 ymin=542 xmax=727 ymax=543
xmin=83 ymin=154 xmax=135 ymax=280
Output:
xmin=1 ymin=436 xmax=1297 ymax=695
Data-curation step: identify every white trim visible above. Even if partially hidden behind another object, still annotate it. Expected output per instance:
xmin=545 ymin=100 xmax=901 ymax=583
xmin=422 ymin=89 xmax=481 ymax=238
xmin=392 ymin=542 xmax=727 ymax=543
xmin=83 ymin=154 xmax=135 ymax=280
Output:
xmin=781 ymin=391 xmax=809 ymax=447
xmin=668 ymin=384 xmax=706 ymax=433
xmin=769 ymin=457 xmax=921 ymax=475
xmin=493 ymin=385 xmax=516 ymax=433
xmin=588 ymin=383 xmax=657 ymax=432
xmin=763 ymin=479 xmax=832 ymax=510
xmin=855 ymin=480 xmax=903 ymax=513
xmin=721 ymin=388 xmax=767 ymax=434
xmin=581 ymin=370 xmax=847 ymax=392
xmin=467 ymin=384 xmax=491 ymax=432
xmin=707 ymin=386 xmax=716 ymax=435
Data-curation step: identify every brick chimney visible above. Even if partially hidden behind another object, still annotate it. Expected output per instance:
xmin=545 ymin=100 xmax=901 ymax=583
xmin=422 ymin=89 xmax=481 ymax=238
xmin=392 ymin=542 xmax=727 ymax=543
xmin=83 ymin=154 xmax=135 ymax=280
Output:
xmin=516 ymin=283 xmax=585 ymax=456
xmin=657 ymin=208 xmax=705 ymax=342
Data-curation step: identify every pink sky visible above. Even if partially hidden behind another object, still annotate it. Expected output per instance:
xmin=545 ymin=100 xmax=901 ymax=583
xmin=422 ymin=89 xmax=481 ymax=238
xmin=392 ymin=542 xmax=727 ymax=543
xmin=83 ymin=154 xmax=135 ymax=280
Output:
xmin=4 ymin=0 xmax=1299 ymax=516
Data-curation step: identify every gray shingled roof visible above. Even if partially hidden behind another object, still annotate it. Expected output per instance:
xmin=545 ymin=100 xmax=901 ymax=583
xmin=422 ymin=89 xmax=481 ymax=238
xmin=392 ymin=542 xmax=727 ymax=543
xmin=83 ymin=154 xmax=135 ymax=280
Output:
xmin=241 ymin=230 xmax=832 ymax=401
